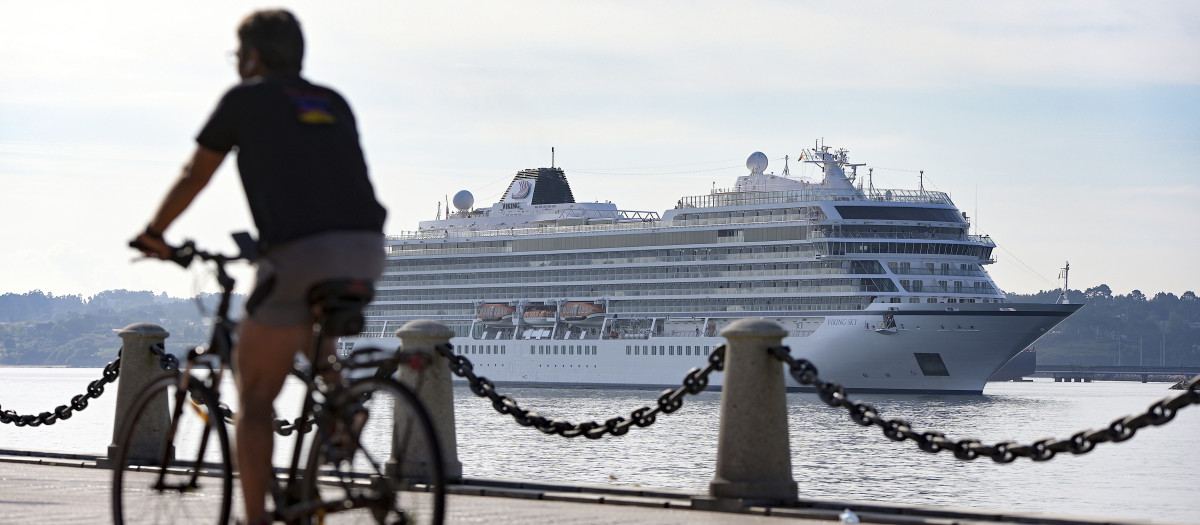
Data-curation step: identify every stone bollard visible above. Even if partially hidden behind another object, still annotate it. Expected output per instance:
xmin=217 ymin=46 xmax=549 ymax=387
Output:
xmin=707 ymin=318 xmax=797 ymax=504
xmin=104 ymin=323 xmax=172 ymax=465
xmin=394 ymin=319 xmax=463 ymax=479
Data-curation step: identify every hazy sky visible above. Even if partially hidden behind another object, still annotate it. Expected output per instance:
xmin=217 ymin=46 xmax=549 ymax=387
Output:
xmin=2 ymin=1 xmax=1197 ymax=299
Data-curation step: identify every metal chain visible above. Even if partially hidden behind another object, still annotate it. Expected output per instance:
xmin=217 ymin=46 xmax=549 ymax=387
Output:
xmin=211 ymin=400 xmax=313 ymax=436
xmin=768 ymin=345 xmax=1200 ymax=463
xmin=0 ymin=351 xmax=122 ymax=427
xmin=435 ymin=342 xmax=726 ymax=439
xmin=148 ymin=342 xmax=179 ymax=373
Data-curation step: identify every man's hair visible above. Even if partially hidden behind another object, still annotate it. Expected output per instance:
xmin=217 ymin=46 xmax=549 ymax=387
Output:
xmin=237 ymin=9 xmax=304 ymax=74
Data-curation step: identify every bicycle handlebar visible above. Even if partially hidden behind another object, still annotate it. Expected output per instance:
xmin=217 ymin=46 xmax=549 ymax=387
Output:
xmin=128 ymin=237 xmax=199 ymax=267
xmin=128 ymin=231 xmax=256 ymax=269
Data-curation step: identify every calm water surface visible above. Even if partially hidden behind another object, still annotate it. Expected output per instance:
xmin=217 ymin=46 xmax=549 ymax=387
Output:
xmin=1 ymin=368 xmax=1196 ymax=523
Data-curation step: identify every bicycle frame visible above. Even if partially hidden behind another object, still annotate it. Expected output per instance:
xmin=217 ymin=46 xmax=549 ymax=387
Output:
xmin=121 ymin=234 xmax=440 ymax=524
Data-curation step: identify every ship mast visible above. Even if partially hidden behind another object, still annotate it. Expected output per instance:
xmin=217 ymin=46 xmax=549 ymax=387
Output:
xmin=1057 ymin=262 xmax=1070 ymax=304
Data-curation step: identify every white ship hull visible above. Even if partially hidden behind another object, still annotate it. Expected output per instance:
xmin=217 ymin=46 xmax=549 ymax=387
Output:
xmin=347 ymin=303 xmax=1077 ymax=395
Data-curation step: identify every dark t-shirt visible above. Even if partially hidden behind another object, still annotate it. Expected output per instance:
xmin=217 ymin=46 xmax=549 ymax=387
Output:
xmin=196 ymin=74 xmax=386 ymax=250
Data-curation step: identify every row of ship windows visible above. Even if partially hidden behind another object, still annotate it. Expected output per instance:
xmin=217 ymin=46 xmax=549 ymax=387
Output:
xmin=626 ymin=345 xmax=714 ymax=356
xmin=455 ymin=344 xmax=508 ymax=355
xmin=392 ymin=224 xmax=812 ymax=257
xmin=674 ymin=207 xmax=823 ymax=221
xmin=899 ymin=280 xmax=995 ymax=293
xmin=380 ymin=263 xmax=889 ymax=287
xmin=367 ymin=296 xmax=879 ymax=318
xmin=533 ymin=345 xmax=597 ymax=355
xmin=821 ymin=241 xmax=992 ymax=258
xmin=387 ymin=237 xmax=990 ymax=273
xmin=369 ymin=279 xmax=901 ymax=303
xmin=452 ymin=344 xmax=599 ymax=356
xmin=386 ymin=245 xmax=829 ymax=273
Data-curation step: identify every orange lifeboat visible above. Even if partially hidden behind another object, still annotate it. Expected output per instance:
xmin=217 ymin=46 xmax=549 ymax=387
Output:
xmin=522 ymin=308 xmax=557 ymax=326
xmin=561 ymin=302 xmax=605 ymax=325
xmin=477 ymin=303 xmax=515 ymax=324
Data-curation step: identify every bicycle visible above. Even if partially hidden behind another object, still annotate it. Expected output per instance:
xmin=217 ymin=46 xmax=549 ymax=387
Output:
xmin=111 ymin=234 xmax=446 ymax=524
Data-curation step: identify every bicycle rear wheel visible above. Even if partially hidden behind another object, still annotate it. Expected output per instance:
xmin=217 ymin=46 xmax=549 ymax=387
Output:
xmin=301 ymin=377 xmax=445 ymax=525
xmin=111 ymin=373 xmax=233 ymax=525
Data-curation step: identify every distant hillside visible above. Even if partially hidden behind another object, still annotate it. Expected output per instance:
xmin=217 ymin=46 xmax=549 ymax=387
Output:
xmin=1005 ymin=286 xmax=1200 ymax=366
xmin=0 ymin=290 xmax=242 ymax=367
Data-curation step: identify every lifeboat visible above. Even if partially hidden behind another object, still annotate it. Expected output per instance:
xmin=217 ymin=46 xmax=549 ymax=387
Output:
xmin=522 ymin=308 xmax=557 ymax=326
xmin=561 ymin=302 xmax=605 ymax=326
xmin=477 ymin=303 xmax=515 ymax=325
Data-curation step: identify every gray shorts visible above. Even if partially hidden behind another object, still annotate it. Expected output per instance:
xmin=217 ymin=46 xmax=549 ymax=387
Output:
xmin=245 ymin=231 xmax=385 ymax=327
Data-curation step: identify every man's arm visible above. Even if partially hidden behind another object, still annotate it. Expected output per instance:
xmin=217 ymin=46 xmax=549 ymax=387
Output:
xmin=133 ymin=145 xmax=227 ymax=258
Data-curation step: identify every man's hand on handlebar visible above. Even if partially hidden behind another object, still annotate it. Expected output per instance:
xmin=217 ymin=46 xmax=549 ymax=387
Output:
xmin=130 ymin=226 xmax=173 ymax=260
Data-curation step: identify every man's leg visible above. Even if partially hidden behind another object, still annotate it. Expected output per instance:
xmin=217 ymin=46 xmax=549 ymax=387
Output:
xmin=234 ymin=317 xmax=311 ymax=524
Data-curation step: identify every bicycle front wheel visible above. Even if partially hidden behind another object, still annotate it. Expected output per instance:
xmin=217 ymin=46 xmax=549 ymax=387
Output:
xmin=111 ymin=373 xmax=234 ymax=525
xmin=302 ymin=377 xmax=446 ymax=525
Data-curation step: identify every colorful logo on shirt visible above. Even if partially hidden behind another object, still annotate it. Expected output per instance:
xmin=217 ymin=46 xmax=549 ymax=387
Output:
xmin=287 ymin=89 xmax=336 ymax=125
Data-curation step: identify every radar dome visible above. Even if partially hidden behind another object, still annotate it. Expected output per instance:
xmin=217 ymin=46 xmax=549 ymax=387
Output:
xmin=746 ymin=152 xmax=768 ymax=175
xmin=452 ymin=190 xmax=474 ymax=211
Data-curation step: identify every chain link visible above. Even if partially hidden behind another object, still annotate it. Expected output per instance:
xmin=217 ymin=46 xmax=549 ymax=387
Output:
xmin=150 ymin=342 xmax=179 ymax=373
xmin=0 ymin=351 xmax=122 ymax=427
xmin=768 ymin=345 xmax=1200 ymax=463
xmin=436 ymin=342 xmax=725 ymax=438
xmin=192 ymin=389 xmax=314 ymax=437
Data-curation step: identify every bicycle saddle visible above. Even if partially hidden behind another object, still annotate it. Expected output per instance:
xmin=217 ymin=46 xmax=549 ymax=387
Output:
xmin=307 ymin=279 xmax=375 ymax=336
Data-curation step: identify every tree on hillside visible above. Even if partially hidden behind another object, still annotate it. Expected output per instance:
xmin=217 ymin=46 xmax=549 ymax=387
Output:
xmin=1006 ymin=284 xmax=1200 ymax=366
xmin=1085 ymin=284 xmax=1112 ymax=300
xmin=0 ymin=290 xmax=86 ymax=322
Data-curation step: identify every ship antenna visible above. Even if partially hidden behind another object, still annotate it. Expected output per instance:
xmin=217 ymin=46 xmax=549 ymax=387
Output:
xmin=919 ymin=170 xmax=925 ymax=192
xmin=1057 ymin=262 xmax=1070 ymax=304
xmin=551 ymin=147 xmax=555 ymax=168
xmin=782 ymin=155 xmax=790 ymax=177
xmin=868 ymin=168 xmax=874 ymax=196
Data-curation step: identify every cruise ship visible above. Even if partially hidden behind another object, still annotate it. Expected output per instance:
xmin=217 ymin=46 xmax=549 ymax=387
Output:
xmin=349 ymin=143 xmax=1082 ymax=394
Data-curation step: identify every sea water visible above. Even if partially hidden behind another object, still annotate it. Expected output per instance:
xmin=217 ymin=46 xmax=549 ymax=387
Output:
xmin=1 ymin=367 xmax=1196 ymax=523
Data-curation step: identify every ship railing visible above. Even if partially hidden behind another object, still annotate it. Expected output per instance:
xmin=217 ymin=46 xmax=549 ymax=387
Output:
xmin=903 ymin=285 xmax=998 ymax=294
xmin=386 ymin=212 xmax=814 ymax=243
xmin=555 ymin=208 xmax=661 ymax=221
xmin=890 ymin=268 xmax=989 ymax=278
xmin=971 ymin=234 xmax=996 ymax=246
xmin=667 ymin=214 xmax=813 ymax=226
xmin=811 ymin=231 xmax=971 ymax=242
xmin=674 ymin=187 xmax=952 ymax=209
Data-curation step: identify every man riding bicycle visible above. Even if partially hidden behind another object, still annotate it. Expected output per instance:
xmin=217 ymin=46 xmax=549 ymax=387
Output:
xmin=131 ymin=10 xmax=386 ymax=524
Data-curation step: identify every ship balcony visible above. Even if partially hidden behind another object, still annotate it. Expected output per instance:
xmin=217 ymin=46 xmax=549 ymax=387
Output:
xmin=810 ymin=230 xmax=984 ymax=242
xmin=899 ymin=284 xmax=998 ymax=294
xmin=890 ymin=268 xmax=988 ymax=278
xmin=675 ymin=187 xmax=952 ymax=209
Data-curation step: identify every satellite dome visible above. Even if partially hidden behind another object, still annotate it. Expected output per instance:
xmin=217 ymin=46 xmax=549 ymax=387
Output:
xmin=746 ymin=152 xmax=768 ymax=175
xmin=452 ymin=190 xmax=474 ymax=211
